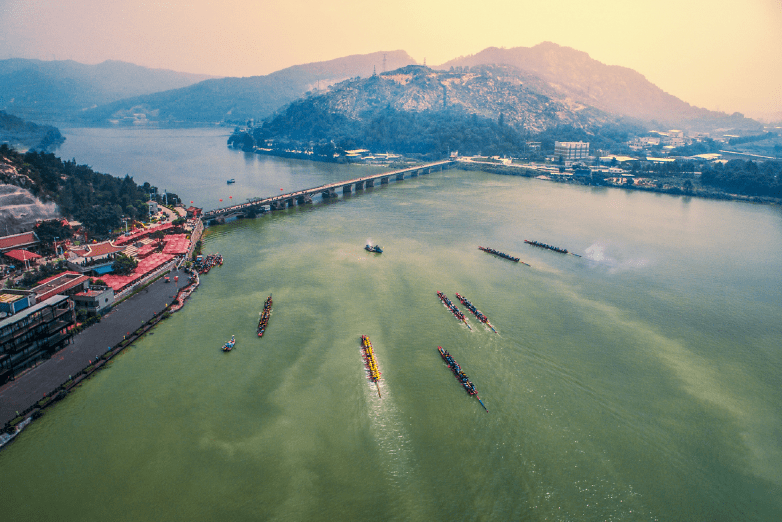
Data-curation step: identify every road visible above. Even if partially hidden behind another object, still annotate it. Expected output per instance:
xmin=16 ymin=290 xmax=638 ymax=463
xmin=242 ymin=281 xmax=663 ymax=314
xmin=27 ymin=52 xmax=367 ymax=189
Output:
xmin=0 ymin=270 xmax=191 ymax=426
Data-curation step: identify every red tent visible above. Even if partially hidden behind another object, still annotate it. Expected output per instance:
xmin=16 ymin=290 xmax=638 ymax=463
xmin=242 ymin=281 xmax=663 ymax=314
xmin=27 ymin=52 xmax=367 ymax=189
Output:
xmin=4 ymin=249 xmax=42 ymax=262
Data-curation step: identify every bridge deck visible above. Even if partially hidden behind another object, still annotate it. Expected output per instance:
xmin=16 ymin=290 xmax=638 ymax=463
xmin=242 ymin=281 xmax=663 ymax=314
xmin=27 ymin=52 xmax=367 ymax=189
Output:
xmin=201 ymin=160 xmax=454 ymax=221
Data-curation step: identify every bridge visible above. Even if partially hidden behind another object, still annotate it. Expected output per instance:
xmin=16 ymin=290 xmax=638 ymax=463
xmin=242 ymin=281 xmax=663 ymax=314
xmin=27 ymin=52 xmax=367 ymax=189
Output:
xmin=201 ymin=160 xmax=456 ymax=223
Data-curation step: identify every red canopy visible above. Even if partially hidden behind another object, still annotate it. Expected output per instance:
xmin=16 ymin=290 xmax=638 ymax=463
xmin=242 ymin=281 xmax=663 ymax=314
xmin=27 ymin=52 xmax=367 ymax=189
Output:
xmin=4 ymin=249 xmax=42 ymax=262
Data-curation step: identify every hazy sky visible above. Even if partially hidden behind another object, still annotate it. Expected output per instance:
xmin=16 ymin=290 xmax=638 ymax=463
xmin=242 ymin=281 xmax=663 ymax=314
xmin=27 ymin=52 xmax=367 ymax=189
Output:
xmin=1 ymin=0 xmax=780 ymax=118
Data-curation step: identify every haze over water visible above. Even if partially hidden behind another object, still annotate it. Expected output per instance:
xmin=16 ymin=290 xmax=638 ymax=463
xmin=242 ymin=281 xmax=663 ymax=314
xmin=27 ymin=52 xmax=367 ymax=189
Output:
xmin=2 ymin=128 xmax=782 ymax=521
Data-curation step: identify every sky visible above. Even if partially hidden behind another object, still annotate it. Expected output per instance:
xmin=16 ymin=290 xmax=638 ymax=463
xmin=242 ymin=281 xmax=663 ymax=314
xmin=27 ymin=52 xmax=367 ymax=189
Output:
xmin=1 ymin=0 xmax=780 ymax=119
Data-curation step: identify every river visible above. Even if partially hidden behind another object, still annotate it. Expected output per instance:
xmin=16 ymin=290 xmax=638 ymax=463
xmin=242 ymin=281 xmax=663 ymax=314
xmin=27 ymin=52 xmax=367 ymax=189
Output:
xmin=1 ymin=128 xmax=781 ymax=521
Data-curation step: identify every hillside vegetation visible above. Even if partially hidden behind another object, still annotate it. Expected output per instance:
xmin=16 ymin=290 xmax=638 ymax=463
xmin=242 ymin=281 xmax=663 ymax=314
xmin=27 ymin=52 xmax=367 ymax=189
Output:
xmin=0 ymin=111 xmax=64 ymax=151
xmin=236 ymin=65 xmax=642 ymax=158
xmin=0 ymin=144 xmax=156 ymax=237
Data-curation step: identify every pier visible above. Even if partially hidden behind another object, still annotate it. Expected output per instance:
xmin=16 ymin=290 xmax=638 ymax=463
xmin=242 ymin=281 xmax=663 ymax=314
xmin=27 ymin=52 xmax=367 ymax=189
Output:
xmin=201 ymin=160 xmax=455 ymax=223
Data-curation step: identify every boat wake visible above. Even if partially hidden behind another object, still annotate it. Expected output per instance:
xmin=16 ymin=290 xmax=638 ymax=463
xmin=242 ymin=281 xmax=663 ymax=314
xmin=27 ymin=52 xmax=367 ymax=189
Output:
xmin=584 ymin=242 xmax=650 ymax=273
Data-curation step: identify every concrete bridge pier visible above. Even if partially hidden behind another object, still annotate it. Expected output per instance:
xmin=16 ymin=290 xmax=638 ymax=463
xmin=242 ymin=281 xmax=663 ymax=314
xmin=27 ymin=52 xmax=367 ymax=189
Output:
xmin=396 ymin=173 xmax=404 ymax=181
xmin=285 ymin=198 xmax=296 ymax=207
xmin=296 ymin=194 xmax=313 ymax=205
xmin=354 ymin=181 xmax=364 ymax=190
xmin=270 ymin=200 xmax=285 ymax=211
xmin=342 ymin=185 xmax=352 ymax=195
xmin=322 ymin=188 xmax=338 ymax=199
xmin=380 ymin=176 xmax=389 ymax=184
xmin=410 ymin=170 xmax=419 ymax=177
xmin=365 ymin=179 xmax=374 ymax=187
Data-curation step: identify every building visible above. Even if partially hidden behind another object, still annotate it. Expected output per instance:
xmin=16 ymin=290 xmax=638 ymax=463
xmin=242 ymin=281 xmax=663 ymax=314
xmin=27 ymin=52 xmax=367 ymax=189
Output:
xmin=30 ymin=271 xmax=91 ymax=302
xmin=0 ymin=231 xmax=40 ymax=255
xmin=554 ymin=141 xmax=590 ymax=162
xmin=3 ymin=249 xmax=42 ymax=270
xmin=628 ymin=137 xmax=661 ymax=150
xmin=186 ymin=206 xmax=202 ymax=219
xmin=72 ymin=286 xmax=115 ymax=316
xmin=0 ymin=295 xmax=75 ymax=384
xmin=0 ymin=290 xmax=36 ymax=316
xmin=66 ymin=241 xmax=127 ymax=275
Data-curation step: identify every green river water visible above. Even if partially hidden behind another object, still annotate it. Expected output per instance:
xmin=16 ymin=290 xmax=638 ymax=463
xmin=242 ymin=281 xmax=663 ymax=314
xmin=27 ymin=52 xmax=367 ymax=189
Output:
xmin=2 ymin=130 xmax=782 ymax=521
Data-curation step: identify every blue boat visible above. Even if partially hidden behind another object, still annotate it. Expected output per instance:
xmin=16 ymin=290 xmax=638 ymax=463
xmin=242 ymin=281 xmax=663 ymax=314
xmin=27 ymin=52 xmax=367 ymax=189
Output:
xmin=222 ymin=335 xmax=236 ymax=352
xmin=365 ymin=244 xmax=383 ymax=253
xmin=227 ymin=179 xmax=235 ymax=184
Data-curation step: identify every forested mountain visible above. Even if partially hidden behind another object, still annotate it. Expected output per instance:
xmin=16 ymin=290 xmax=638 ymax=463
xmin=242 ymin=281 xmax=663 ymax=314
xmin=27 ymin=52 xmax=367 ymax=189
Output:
xmin=0 ymin=144 xmax=156 ymax=237
xmin=0 ymin=59 xmax=217 ymax=124
xmin=0 ymin=111 xmax=64 ymax=151
xmin=80 ymin=51 xmax=416 ymax=125
xmin=438 ymin=43 xmax=762 ymax=132
xmin=239 ymin=65 xmax=642 ymax=158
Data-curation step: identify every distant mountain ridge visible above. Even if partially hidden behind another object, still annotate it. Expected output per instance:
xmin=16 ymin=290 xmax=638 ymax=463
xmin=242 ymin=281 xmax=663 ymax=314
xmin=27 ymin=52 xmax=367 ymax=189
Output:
xmin=0 ymin=58 xmax=218 ymax=123
xmin=80 ymin=51 xmax=417 ymax=125
xmin=0 ymin=46 xmax=764 ymax=132
xmin=438 ymin=42 xmax=761 ymax=130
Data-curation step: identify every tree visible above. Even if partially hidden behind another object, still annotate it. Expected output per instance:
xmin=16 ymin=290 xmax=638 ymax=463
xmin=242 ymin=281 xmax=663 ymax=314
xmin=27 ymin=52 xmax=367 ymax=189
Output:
xmin=112 ymin=254 xmax=138 ymax=275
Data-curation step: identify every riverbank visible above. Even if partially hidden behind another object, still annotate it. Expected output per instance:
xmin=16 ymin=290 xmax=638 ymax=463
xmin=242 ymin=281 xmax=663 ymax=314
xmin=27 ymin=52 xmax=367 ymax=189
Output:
xmin=457 ymin=160 xmax=782 ymax=205
xmin=0 ymin=267 xmax=199 ymax=448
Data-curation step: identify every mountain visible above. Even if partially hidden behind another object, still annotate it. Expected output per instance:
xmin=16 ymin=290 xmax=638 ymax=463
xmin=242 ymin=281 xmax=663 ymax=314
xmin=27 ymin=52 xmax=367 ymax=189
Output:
xmin=287 ymin=64 xmax=618 ymax=133
xmin=0 ymin=59 xmax=217 ymax=124
xmin=438 ymin=42 xmax=762 ymax=131
xmin=0 ymin=111 xmax=64 ymax=151
xmin=242 ymin=65 xmax=637 ymax=158
xmin=80 ymin=51 xmax=417 ymax=126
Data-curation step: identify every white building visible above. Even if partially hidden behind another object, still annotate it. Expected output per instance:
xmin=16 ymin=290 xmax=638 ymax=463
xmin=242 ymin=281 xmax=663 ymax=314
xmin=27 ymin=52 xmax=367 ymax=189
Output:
xmin=553 ymin=141 xmax=590 ymax=162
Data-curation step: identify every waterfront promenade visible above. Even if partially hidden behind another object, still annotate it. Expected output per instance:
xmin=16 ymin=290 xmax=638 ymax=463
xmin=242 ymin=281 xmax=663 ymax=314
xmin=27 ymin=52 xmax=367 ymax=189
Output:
xmin=0 ymin=272 xmax=190 ymax=426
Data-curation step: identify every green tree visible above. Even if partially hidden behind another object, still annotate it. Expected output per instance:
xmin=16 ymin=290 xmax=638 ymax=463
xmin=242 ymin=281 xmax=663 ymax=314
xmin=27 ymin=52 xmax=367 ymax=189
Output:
xmin=112 ymin=254 xmax=138 ymax=275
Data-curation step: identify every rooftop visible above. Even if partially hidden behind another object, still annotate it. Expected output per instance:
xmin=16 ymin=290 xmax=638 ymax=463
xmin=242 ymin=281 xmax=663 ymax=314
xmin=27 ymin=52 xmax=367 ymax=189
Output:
xmin=4 ymin=249 xmax=42 ymax=262
xmin=31 ymin=271 xmax=90 ymax=301
xmin=70 ymin=241 xmax=126 ymax=258
xmin=0 ymin=293 xmax=25 ymax=304
xmin=0 ymin=231 xmax=39 ymax=252
xmin=0 ymin=295 xmax=70 ymax=330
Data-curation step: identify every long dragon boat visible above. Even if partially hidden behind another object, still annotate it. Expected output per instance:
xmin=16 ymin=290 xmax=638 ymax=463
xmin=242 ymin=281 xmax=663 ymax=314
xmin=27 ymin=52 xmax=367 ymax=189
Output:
xmin=257 ymin=294 xmax=272 ymax=337
xmin=455 ymin=292 xmax=497 ymax=333
xmin=524 ymin=239 xmax=581 ymax=257
xmin=437 ymin=346 xmax=488 ymax=412
xmin=360 ymin=335 xmax=382 ymax=397
xmin=478 ymin=246 xmax=530 ymax=266
xmin=436 ymin=291 xmax=472 ymax=330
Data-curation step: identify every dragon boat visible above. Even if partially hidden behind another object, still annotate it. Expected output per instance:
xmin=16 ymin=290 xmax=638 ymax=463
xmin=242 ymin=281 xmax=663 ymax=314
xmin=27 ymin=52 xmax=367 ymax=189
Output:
xmin=222 ymin=335 xmax=236 ymax=352
xmin=364 ymin=244 xmax=383 ymax=253
xmin=360 ymin=335 xmax=382 ymax=397
xmin=436 ymin=291 xmax=472 ymax=330
xmin=437 ymin=346 xmax=488 ymax=412
xmin=524 ymin=239 xmax=581 ymax=257
xmin=455 ymin=292 xmax=497 ymax=333
xmin=257 ymin=294 xmax=272 ymax=337
xmin=478 ymin=246 xmax=529 ymax=266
